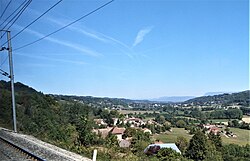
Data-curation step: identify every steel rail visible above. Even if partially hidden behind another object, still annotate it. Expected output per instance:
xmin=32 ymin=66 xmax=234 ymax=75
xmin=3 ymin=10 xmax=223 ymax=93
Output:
xmin=0 ymin=135 xmax=46 ymax=161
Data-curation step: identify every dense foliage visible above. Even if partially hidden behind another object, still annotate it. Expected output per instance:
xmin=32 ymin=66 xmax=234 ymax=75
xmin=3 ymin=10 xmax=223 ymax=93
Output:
xmin=185 ymin=91 xmax=250 ymax=106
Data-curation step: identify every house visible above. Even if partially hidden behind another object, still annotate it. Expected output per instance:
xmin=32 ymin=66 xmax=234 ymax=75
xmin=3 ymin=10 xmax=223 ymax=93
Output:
xmin=119 ymin=139 xmax=131 ymax=148
xmin=111 ymin=127 xmax=126 ymax=141
xmin=146 ymin=119 xmax=161 ymax=126
xmin=92 ymin=127 xmax=113 ymax=138
xmin=142 ymin=128 xmax=152 ymax=134
xmin=94 ymin=119 xmax=107 ymax=126
xmin=113 ymin=118 xmax=118 ymax=125
xmin=202 ymin=124 xmax=221 ymax=135
xmin=209 ymin=127 xmax=220 ymax=135
xmin=144 ymin=143 xmax=181 ymax=155
xmin=124 ymin=117 xmax=145 ymax=127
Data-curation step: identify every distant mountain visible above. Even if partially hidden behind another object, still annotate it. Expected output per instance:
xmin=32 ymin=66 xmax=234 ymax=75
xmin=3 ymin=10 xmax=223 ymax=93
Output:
xmin=150 ymin=96 xmax=195 ymax=103
xmin=204 ymin=92 xmax=233 ymax=96
xmin=185 ymin=90 xmax=250 ymax=106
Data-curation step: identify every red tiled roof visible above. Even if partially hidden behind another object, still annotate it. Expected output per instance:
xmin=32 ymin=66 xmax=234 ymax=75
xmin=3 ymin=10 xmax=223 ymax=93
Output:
xmin=112 ymin=127 xmax=126 ymax=134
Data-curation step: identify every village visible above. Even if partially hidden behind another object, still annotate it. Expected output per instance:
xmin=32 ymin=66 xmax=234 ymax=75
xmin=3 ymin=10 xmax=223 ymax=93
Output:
xmin=92 ymin=114 xmax=240 ymax=152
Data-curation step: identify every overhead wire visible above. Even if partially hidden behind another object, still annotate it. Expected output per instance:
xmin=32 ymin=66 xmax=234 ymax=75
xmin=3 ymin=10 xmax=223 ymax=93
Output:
xmin=0 ymin=68 xmax=10 ymax=77
xmin=13 ymin=0 xmax=115 ymax=51
xmin=0 ymin=55 xmax=9 ymax=68
xmin=1 ymin=0 xmax=63 ymax=47
xmin=0 ymin=0 xmax=31 ymax=80
xmin=0 ymin=0 xmax=12 ymax=20
xmin=0 ymin=0 xmax=29 ymax=28
xmin=0 ymin=0 xmax=32 ymax=40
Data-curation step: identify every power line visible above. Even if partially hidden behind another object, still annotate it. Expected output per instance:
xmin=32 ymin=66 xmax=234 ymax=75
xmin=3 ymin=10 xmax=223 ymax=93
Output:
xmin=0 ymin=0 xmax=29 ymax=28
xmin=0 ymin=0 xmax=12 ymax=20
xmin=0 ymin=55 xmax=8 ymax=68
xmin=3 ymin=0 xmax=31 ymax=31
xmin=1 ymin=0 xmax=63 ymax=47
xmin=0 ymin=68 xmax=10 ymax=78
xmin=0 ymin=0 xmax=31 ymax=40
xmin=13 ymin=0 xmax=114 ymax=51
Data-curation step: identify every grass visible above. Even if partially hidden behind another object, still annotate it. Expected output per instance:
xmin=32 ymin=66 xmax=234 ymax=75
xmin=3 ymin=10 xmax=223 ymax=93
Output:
xmin=143 ymin=117 xmax=155 ymax=121
xmin=152 ymin=128 xmax=193 ymax=143
xmin=152 ymin=127 xmax=250 ymax=146
xmin=175 ymin=116 xmax=198 ymax=120
xmin=221 ymin=127 xmax=250 ymax=146
xmin=208 ymin=119 xmax=231 ymax=123
xmin=242 ymin=115 xmax=250 ymax=123
xmin=118 ymin=110 xmax=158 ymax=115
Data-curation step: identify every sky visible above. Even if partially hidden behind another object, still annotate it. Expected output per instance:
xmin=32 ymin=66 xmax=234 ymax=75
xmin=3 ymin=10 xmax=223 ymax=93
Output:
xmin=0 ymin=0 xmax=249 ymax=99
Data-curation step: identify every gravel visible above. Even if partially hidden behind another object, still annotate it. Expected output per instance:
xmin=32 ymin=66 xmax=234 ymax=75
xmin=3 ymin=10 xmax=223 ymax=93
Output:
xmin=0 ymin=128 xmax=92 ymax=161
xmin=0 ymin=138 xmax=33 ymax=161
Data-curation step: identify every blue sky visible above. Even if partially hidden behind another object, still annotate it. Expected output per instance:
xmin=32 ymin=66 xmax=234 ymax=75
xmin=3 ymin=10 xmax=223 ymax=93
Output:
xmin=0 ymin=0 xmax=248 ymax=99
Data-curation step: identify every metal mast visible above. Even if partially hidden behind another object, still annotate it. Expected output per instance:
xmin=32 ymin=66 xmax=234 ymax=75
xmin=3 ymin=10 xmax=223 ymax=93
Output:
xmin=7 ymin=31 xmax=17 ymax=133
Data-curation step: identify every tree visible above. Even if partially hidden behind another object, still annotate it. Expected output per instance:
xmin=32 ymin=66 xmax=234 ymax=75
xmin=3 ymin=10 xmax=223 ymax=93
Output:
xmin=106 ymin=133 xmax=118 ymax=148
xmin=176 ymin=120 xmax=186 ymax=128
xmin=131 ymin=129 xmax=151 ymax=154
xmin=163 ymin=123 xmax=171 ymax=131
xmin=156 ymin=148 xmax=182 ymax=161
xmin=123 ymin=127 xmax=137 ymax=138
xmin=185 ymin=131 xmax=207 ymax=160
xmin=222 ymin=144 xmax=250 ymax=161
xmin=155 ymin=115 xmax=166 ymax=124
xmin=76 ymin=116 xmax=97 ymax=146
xmin=204 ymin=140 xmax=223 ymax=161
xmin=100 ymin=110 xmax=114 ymax=126
xmin=208 ymin=132 xmax=222 ymax=150
xmin=175 ymin=136 xmax=188 ymax=153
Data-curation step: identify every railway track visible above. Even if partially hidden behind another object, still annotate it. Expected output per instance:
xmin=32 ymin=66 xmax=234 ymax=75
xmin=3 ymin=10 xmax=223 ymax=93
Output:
xmin=0 ymin=135 xmax=46 ymax=161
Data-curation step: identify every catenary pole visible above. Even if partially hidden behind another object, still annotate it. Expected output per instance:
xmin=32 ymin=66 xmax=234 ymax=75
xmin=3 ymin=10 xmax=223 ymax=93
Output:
xmin=7 ymin=31 xmax=17 ymax=133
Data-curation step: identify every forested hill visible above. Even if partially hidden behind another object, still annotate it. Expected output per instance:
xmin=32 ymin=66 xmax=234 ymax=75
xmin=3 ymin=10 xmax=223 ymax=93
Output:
xmin=0 ymin=80 xmax=58 ymax=130
xmin=0 ymin=80 xmax=105 ymax=156
xmin=52 ymin=95 xmax=132 ymax=108
xmin=0 ymin=80 xmax=38 ymax=94
xmin=185 ymin=90 xmax=250 ymax=106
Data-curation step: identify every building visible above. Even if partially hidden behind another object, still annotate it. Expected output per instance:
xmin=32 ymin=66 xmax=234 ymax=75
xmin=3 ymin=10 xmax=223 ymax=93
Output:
xmin=111 ymin=127 xmax=126 ymax=141
xmin=144 ymin=143 xmax=181 ymax=155
xmin=119 ymin=139 xmax=131 ymax=148
xmin=94 ymin=119 xmax=107 ymax=126
xmin=202 ymin=124 xmax=221 ymax=135
xmin=124 ymin=117 xmax=145 ymax=127
xmin=92 ymin=127 xmax=113 ymax=138
xmin=142 ymin=128 xmax=152 ymax=134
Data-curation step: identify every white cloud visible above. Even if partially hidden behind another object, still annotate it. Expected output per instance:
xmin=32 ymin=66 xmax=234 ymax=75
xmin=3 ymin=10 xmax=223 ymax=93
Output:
xmin=22 ymin=8 xmax=136 ymax=59
xmin=14 ymin=24 xmax=101 ymax=57
xmin=133 ymin=26 xmax=153 ymax=47
xmin=16 ymin=52 xmax=86 ymax=65
xmin=46 ymin=16 xmax=134 ymax=58
xmin=46 ymin=17 xmax=109 ymax=43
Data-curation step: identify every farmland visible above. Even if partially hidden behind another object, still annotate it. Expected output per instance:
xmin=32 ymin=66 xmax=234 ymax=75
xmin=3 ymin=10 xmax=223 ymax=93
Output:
xmin=152 ymin=128 xmax=193 ymax=143
xmin=118 ymin=110 xmax=158 ymax=115
xmin=221 ymin=127 xmax=250 ymax=145
xmin=242 ymin=115 xmax=250 ymax=123
xmin=152 ymin=127 xmax=249 ymax=146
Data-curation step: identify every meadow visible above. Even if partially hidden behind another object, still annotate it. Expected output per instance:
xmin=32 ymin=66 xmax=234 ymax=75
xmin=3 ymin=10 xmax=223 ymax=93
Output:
xmin=152 ymin=127 xmax=249 ymax=146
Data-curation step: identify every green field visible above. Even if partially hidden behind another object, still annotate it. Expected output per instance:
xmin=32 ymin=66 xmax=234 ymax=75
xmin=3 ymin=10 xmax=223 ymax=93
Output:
xmin=208 ymin=119 xmax=231 ymax=123
xmin=143 ymin=117 xmax=155 ymax=121
xmin=118 ymin=110 xmax=158 ymax=114
xmin=221 ymin=128 xmax=250 ymax=145
xmin=152 ymin=128 xmax=193 ymax=143
xmin=152 ymin=127 xmax=250 ymax=146
xmin=175 ymin=116 xmax=198 ymax=120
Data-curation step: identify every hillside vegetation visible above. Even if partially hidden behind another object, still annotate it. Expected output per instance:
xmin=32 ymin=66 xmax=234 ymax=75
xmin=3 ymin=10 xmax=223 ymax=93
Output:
xmin=185 ymin=91 xmax=250 ymax=106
